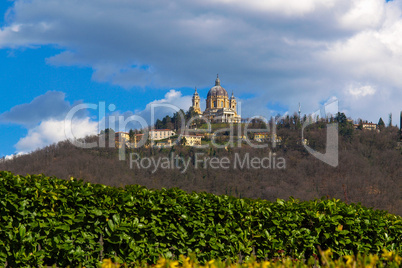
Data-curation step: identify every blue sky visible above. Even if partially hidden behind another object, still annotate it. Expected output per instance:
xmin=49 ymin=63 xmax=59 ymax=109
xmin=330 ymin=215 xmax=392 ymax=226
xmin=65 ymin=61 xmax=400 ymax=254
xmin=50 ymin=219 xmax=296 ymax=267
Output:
xmin=1 ymin=0 xmax=402 ymax=157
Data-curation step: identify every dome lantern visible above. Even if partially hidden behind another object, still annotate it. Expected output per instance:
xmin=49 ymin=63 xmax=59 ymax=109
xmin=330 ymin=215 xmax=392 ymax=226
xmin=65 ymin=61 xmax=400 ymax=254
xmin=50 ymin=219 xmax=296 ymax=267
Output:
xmin=215 ymin=74 xmax=220 ymax=86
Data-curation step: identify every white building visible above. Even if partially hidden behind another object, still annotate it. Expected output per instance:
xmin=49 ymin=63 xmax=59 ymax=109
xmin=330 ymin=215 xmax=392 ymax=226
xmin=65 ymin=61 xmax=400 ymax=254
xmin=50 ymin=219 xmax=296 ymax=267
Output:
xmin=149 ymin=129 xmax=176 ymax=141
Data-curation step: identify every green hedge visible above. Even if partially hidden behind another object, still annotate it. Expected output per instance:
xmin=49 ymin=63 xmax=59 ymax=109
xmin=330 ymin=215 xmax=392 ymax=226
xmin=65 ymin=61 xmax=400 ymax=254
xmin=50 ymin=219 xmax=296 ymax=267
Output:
xmin=0 ymin=171 xmax=401 ymax=267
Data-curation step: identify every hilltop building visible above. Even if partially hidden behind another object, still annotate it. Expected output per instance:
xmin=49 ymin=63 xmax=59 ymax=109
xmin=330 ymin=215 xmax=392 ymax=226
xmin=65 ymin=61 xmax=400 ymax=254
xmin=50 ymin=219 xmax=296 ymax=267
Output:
xmin=114 ymin=132 xmax=145 ymax=148
xmin=149 ymin=129 xmax=176 ymax=141
xmin=181 ymin=135 xmax=202 ymax=146
xmin=114 ymin=132 xmax=130 ymax=148
xmin=115 ymin=132 xmax=130 ymax=141
xmin=192 ymin=75 xmax=241 ymax=123
xmin=253 ymin=132 xmax=282 ymax=143
xmin=362 ymin=122 xmax=378 ymax=131
xmin=353 ymin=122 xmax=379 ymax=131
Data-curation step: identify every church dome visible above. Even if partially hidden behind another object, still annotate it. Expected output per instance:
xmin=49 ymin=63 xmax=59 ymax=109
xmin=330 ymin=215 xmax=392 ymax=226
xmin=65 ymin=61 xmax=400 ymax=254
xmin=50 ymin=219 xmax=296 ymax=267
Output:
xmin=207 ymin=75 xmax=228 ymax=98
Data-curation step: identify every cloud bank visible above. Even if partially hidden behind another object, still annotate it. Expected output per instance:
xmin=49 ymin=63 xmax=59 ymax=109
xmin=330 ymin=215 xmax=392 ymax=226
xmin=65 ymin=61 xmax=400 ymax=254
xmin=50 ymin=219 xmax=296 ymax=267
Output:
xmin=0 ymin=91 xmax=97 ymax=153
xmin=0 ymin=0 xmax=401 ymax=123
xmin=0 ymin=91 xmax=86 ymax=127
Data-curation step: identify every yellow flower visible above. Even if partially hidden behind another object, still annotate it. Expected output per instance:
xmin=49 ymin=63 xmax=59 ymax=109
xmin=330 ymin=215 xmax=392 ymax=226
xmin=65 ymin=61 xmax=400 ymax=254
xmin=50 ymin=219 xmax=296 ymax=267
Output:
xmin=368 ymin=254 xmax=379 ymax=266
xmin=343 ymin=255 xmax=354 ymax=266
xmin=169 ymin=261 xmax=179 ymax=268
xmin=395 ymin=254 xmax=402 ymax=265
xmin=206 ymin=259 xmax=216 ymax=268
xmin=382 ymin=249 xmax=393 ymax=260
xmin=180 ymin=255 xmax=192 ymax=268
xmin=102 ymin=259 xmax=112 ymax=268
xmin=156 ymin=258 xmax=167 ymax=268
xmin=322 ymin=248 xmax=332 ymax=258
xmin=261 ymin=261 xmax=271 ymax=268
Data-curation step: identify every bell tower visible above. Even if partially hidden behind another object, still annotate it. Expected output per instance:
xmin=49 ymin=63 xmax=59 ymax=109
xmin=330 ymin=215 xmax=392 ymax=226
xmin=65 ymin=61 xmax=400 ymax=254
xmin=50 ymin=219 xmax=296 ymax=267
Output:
xmin=192 ymin=87 xmax=202 ymax=114
xmin=230 ymin=91 xmax=237 ymax=111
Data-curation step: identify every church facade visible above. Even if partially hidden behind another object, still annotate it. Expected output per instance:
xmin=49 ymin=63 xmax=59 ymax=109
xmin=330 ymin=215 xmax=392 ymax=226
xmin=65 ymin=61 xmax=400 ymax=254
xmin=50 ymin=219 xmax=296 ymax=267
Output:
xmin=192 ymin=75 xmax=241 ymax=123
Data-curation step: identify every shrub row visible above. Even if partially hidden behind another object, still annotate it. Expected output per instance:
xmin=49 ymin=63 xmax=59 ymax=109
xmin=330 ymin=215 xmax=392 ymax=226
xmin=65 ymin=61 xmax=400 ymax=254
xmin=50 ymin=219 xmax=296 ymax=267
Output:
xmin=0 ymin=171 xmax=401 ymax=267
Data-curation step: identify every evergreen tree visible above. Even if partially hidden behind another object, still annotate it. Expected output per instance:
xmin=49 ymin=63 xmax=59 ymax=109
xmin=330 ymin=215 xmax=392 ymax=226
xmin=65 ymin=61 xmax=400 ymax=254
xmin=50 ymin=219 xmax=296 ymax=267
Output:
xmin=378 ymin=118 xmax=385 ymax=131
xmin=335 ymin=112 xmax=353 ymax=138
xmin=388 ymin=113 xmax=392 ymax=127
xmin=129 ymin=129 xmax=135 ymax=142
xmin=162 ymin=115 xmax=172 ymax=129
xmin=357 ymin=119 xmax=363 ymax=130
xmin=155 ymin=119 xmax=163 ymax=129
xmin=186 ymin=106 xmax=198 ymax=120
xmin=172 ymin=109 xmax=186 ymax=131
xmin=334 ymin=112 xmax=347 ymax=124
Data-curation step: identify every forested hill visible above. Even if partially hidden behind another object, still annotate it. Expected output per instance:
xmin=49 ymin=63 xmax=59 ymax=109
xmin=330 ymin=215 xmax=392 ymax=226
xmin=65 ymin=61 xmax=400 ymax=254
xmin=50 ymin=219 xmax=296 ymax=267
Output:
xmin=1 ymin=125 xmax=401 ymax=216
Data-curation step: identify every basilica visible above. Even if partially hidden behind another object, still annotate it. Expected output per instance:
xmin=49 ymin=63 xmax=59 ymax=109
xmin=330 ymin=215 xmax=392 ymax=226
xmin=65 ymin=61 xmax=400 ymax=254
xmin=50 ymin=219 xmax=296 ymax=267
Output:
xmin=191 ymin=75 xmax=241 ymax=123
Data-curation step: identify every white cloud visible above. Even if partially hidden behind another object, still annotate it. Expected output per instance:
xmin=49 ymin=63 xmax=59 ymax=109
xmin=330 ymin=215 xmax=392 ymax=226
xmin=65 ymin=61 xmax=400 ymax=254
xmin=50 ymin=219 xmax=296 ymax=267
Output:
xmin=15 ymin=117 xmax=98 ymax=154
xmin=145 ymin=89 xmax=192 ymax=110
xmin=347 ymin=84 xmax=376 ymax=97
xmin=3 ymin=152 xmax=26 ymax=161
xmin=320 ymin=28 xmax=402 ymax=86
xmin=338 ymin=0 xmax=385 ymax=30
xmin=320 ymin=1 xmax=402 ymax=87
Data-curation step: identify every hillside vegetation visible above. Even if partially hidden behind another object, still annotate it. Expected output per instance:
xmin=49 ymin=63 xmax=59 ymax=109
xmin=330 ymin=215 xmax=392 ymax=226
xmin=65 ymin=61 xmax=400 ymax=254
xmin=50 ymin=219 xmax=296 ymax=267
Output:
xmin=0 ymin=171 xmax=401 ymax=267
xmin=1 ymin=124 xmax=401 ymax=216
